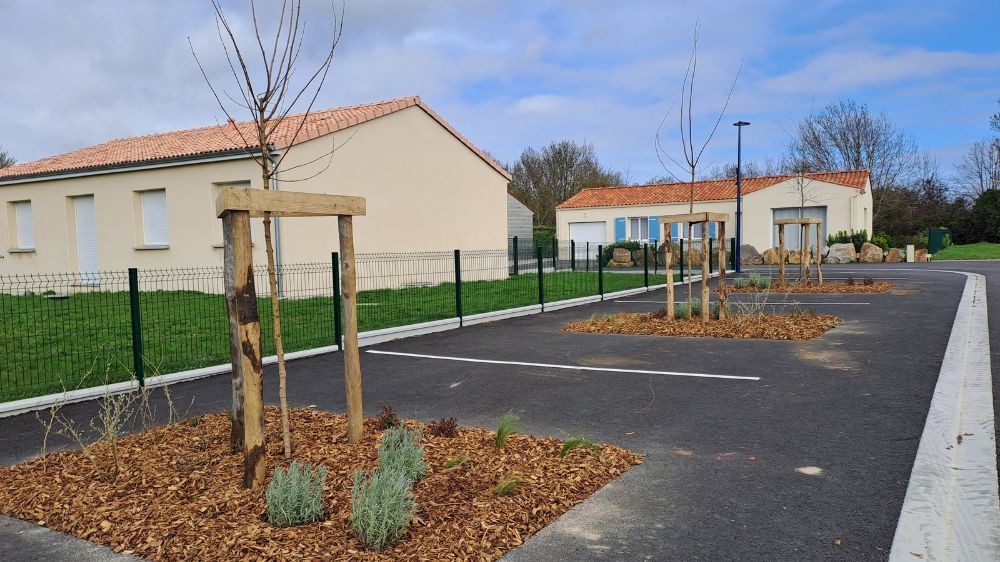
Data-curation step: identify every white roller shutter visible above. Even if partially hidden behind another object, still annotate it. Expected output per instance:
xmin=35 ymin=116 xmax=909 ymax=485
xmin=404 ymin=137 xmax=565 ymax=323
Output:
xmin=141 ymin=189 xmax=169 ymax=246
xmin=14 ymin=201 xmax=34 ymax=249
xmin=74 ymin=195 xmax=99 ymax=284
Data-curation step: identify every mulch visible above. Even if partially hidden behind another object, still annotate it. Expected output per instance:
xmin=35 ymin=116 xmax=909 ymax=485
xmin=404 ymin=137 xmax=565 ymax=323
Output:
xmin=0 ymin=408 xmax=642 ymax=560
xmin=561 ymin=311 xmax=840 ymax=340
xmin=729 ymin=281 xmax=896 ymax=294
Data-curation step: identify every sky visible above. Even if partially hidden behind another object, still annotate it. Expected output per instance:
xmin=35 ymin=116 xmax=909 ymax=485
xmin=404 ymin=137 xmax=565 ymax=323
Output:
xmin=1 ymin=0 xmax=998 ymax=183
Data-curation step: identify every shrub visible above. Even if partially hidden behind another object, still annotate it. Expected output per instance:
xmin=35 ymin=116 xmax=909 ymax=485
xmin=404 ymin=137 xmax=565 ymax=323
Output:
xmin=350 ymin=469 xmax=415 ymax=550
xmin=846 ymin=276 xmax=855 ymax=286
xmin=378 ymin=427 xmax=426 ymax=483
xmin=973 ymin=190 xmax=1000 ymax=243
xmin=495 ymin=412 xmax=520 ymax=449
xmin=709 ymin=301 xmax=733 ymax=320
xmin=426 ymin=417 xmax=458 ymax=438
xmin=559 ymin=436 xmax=600 ymax=458
xmin=871 ymin=233 xmax=890 ymax=251
xmin=732 ymin=277 xmax=751 ymax=289
xmin=266 ymin=461 xmax=328 ymax=527
xmin=748 ymin=273 xmax=772 ymax=289
xmin=674 ymin=298 xmax=701 ymax=318
xmin=494 ymin=475 xmax=524 ymax=497
xmin=443 ymin=454 xmax=470 ymax=469
xmin=827 ymin=229 xmax=869 ymax=252
xmin=374 ymin=404 xmax=400 ymax=431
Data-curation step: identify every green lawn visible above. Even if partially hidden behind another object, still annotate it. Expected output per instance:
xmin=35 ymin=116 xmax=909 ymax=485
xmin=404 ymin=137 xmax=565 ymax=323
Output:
xmin=932 ymin=242 xmax=1000 ymax=261
xmin=1 ymin=270 xmax=680 ymax=401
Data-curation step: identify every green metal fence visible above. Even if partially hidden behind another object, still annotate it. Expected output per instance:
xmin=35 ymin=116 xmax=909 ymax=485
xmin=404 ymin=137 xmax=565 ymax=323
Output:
xmin=1 ymin=240 xmax=733 ymax=402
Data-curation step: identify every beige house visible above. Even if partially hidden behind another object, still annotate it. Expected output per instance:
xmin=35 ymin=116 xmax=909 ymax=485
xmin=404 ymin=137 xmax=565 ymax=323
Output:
xmin=0 ymin=96 xmax=511 ymax=277
xmin=555 ymin=170 xmax=872 ymax=253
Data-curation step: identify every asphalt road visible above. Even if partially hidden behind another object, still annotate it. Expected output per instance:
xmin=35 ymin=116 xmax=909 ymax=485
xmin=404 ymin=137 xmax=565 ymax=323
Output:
xmin=0 ymin=262 xmax=995 ymax=561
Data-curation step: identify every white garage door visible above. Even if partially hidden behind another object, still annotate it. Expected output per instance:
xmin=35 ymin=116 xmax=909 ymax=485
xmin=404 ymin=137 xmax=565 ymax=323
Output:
xmin=772 ymin=206 xmax=827 ymax=250
xmin=569 ymin=221 xmax=606 ymax=260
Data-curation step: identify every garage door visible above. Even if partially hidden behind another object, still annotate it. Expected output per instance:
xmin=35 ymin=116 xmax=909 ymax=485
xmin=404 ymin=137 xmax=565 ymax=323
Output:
xmin=569 ymin=221 xmax=606 ymax=260
xmin=772 ymin=206 xmax=827 ymax=250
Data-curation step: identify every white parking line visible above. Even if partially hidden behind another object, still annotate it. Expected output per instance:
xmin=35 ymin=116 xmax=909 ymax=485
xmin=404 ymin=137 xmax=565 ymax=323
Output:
xmin=365 ymin=349 xmax=760 ymax=381
xmin=614 ymin=299 xmax=870 ymax=305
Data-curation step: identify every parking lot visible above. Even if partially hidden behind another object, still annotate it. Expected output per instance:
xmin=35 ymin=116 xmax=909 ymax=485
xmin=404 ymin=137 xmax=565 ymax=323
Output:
xmin=1 ymin=263 xmax=995 ymax=561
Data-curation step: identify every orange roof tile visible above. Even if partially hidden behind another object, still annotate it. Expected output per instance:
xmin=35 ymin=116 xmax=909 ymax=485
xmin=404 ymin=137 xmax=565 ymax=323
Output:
xmin=556 ymin=170 xmax=869 ymax=209
xmin=0 ymin=96 xmax=510 ymax=181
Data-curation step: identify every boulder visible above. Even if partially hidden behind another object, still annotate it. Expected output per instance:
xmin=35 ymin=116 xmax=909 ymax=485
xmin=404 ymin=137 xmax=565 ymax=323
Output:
xmin=826 ymin=243 xmax=857 ymax=264
xmin=761 ymin=247 xmax=787 ymax=265
xmin=885 ymin=248 xmax=904 ymax=263
xmin=915 ymin=249 xmax=929 ymax=263
xmin=684 ymin=248 xmax=705 ymax=266
xmin=787 ymin=247 xmax=814 ymax=265
xmin=740 ymin=244 xmax=763 ymax=265
xmin=858 ymin=242 xmax=885 ymax=263
xmin=612 ymin=247 xmax=632 ymax=264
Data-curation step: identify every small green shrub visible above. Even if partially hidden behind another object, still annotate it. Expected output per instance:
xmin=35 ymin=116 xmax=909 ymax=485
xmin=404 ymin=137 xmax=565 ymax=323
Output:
xmin=732 ymin=277 xmax=751 ymax=289
xmin=266 ymin=461 xmax=328 ymax=527
xmin=748 ymin=273 xmax=772 ymax=289
xmin=709 ymin=301 xmax=733 ymax=320
xmin=871 ymin=233 xmax=889 ymax=251
xmin=187 ymin=415 xmax=201 ymax=427
xmin=559 ymin=436 xmax=600 ymax=458
xmin=374 ymin=404 xmax=400 ymax=431
xmin=443 ymin=454 xmax=470 ymax=469
xmin=378 ymin=427 xmax=426 ymax=483
xmin=350 ymin=469 xmax=416 ymax=550
xmin=674 ymin=298 xmax=702 ymax=318
xmin=494 ymin=475 xmax=524 ymax=497
xmin=495 ymin=412 xmax=520 ymax=449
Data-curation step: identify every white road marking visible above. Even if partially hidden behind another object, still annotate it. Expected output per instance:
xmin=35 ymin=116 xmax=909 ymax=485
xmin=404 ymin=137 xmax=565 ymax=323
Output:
xmin=795 ymin=466 xmax=824 ymax=476
xmin=614 ymin=299 xmax=870 ymax=305
xmin=365 ymin=350 xmax=760 ymax=381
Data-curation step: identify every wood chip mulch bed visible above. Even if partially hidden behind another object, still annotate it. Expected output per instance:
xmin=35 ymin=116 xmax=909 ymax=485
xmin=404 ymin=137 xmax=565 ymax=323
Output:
xmin=562 ymin=311 xmax=840 ymax=340
xmin=729 ymin=281 xmax=896 ymax=294
xmin=0 ymin=408 xmax=642 ymax=560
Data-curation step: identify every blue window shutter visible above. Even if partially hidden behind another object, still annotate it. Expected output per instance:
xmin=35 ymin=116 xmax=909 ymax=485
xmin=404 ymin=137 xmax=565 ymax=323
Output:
xmin=671 ymin=223 xmax=680 ymax=240
xmin=709 ymin=222 xmax=717 ymax=240
xmin=648 ymin=216 xmax=660 ymax=242
xmin=614 ymin=217 xmax=626 ymax=242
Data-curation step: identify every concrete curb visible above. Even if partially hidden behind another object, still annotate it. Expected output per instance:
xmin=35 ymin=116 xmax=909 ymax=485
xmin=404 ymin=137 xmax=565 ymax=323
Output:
xmin=889 ymin=270 xmax=1000 ymax=561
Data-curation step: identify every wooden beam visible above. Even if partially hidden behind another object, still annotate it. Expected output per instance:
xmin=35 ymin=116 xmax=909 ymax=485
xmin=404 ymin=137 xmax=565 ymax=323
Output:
xmin=778 ymin=224 xmax=786 ymax=285
xmin=663 ymin=223 xmax=674 ymax=321
xmin=701 ymin=238 xmax=710 ymax=324
xmin=338 ymin=216 xmax=364 ymax=444
xmin=800 ymin=224 xmax=809 ymax=282
xmin=773 ymin=217 xmax=822 ymax=225
xmin=660 ymin=211 xmax=729 ymax=224
xmin=815 ymin=222 xmax=824 ymax=285
xmin=717 ymin=221 xmax=727 ymax=320
xmin=221 ymin=210 xmax=266 ymax=489
xmin=216 ymin=187 xmax=366 ymax=218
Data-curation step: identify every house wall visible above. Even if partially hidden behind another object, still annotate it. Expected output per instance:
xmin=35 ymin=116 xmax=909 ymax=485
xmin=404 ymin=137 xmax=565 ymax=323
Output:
xmin=554 ymin=177 xmax=872 ymax=251
xmin=506 ymin=194 xmax=533 ymax=241
xmin=0 ymin=106 xmax=509 ymax=280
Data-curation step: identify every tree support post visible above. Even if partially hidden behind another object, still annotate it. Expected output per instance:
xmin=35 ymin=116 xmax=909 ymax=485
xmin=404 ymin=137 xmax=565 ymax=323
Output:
xmin=338 ymin=216 xmax=363 ymax=444
xmin=778 ymin=224 xmax=786 ymax=285
xmin=717 ymin=221 xmax=727 ymax=320
xmin=800 ymin=224 xmax=809 ymax=283
xmin=700 ymin=221 xmax=710 ymax=324
xmin=815 ymin=222 xmax=824 ymax=285
xmin=664 ymin=223 xmax=674 ymax=321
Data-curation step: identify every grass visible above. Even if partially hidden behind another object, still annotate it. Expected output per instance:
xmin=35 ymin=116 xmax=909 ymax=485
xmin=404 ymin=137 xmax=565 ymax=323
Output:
xmin=0 ymin=270 xmax=683 ymax=402
xmin=932 ymin=242 xmax=1000 ymax=261
xmin=493 ymin=475 xmax=524 ymax=497
xmin=495 ymin=412 xmax=520 ymax=449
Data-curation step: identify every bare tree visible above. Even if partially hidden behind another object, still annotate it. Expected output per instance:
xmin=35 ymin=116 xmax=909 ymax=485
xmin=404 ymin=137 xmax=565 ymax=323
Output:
xmin=702 ymin=156 xmax=785 ymax=180
xmin=786 ymin=99 xmax=917 ymax=225
xmin=0 ymin=147 xmax=15 ymax=168
xmin=655 ymin=26 xmax=741 ymax=312
xmin=953 ymin=139 xmax=1000 ymax=197
xmin=191 ymin=0 xmax=343 ymax=458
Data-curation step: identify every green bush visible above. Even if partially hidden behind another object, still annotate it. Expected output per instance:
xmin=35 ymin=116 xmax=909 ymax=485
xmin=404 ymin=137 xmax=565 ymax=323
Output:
xmin=871 ymin=233 xmax=889 ymax=251
xmin=378 ymin=427 xmax=427 ymax=483
xmin=827 ymin=229 xmax=869 ymax=252
xmin=674 ymin=298 xmax=701 ymax=318
xmin=748 ymin=273 xmax=771 ymax=289
xmin=266 ymin=461 xmax=328 ymax=527
xmin=495 ymin=412 xmax=520 ymax=448
xmin=709 ymin=301 xmax=733 ymax=320
xmin=973 ymin=190 xmax=1000 ymax=243
xmin=732 ymin=277 xmax=751 ymax=289
xmin=350 ymin=469 xmax=416 ymax=550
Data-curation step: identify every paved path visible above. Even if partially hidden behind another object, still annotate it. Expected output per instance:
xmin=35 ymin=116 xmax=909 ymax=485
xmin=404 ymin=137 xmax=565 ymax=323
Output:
xmin=0 ymin=263 xmax=996 ymax=560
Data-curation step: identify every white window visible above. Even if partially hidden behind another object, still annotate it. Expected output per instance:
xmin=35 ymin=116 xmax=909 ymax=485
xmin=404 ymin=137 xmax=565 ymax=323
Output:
xmin=628 ymin=217 xmax=649 ymax=241
xmin=11 ymin=200 xmax=34 ymax=249
xmin=688 ymin=222 xmax=703 ymax=240
xmin=139 ymin=189 xmax=169 ymax=246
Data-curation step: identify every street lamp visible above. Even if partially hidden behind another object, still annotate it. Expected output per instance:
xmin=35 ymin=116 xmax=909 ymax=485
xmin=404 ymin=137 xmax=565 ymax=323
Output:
xmin=733 ymin=121 xmax=750 ymax=273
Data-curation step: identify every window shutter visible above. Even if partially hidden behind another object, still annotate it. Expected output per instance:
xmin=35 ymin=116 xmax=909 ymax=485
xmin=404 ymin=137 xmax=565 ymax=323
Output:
xmin=614 ymin=217 xmax=626 ymax=242
xmin=708 ymin=222 xmax=717 ymax=240
xmin=14 ymin=201 xmax=34 ymax=249
xmin=648 ymin=216 xmax=660 ymax=243
xmin=141 ymin=190 xmax=169 ymax=246
xmin=671 ymin=223 xmax=680 ymax=240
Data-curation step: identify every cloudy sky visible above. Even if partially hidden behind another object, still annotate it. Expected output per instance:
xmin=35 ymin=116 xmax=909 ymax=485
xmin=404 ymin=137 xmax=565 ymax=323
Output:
xmin=1 ymin=0 xmax=998 ymax=182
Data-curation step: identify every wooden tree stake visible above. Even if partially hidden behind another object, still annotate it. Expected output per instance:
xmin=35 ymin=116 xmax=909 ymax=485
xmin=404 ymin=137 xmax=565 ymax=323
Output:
xmin=338 ymin=216 xmax=364 ymax=443
xmin=778 ymin=224 xmax=786 ymax=285
xmin=800 ymin=224 xmax=809 ymax=282
xmin=221 ymin=210 xmax=266 ymax=489
xmin=717 ymin=220 xmax=727 ymax=320
xmin=664 ymin=223 xmax=674 ymax=321
xmin=700 ymin=222 xmax=709 ymax=324
xmin=816 ymin=222 xmax=824 ymax=285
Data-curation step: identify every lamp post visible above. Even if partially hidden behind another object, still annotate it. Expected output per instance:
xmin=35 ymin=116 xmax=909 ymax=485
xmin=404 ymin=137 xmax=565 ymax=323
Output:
xmin=733 ymin=121 xmax=750 ymax=273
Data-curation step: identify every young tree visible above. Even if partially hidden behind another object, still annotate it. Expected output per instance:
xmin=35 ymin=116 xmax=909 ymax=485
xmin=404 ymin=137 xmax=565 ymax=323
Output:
xmin=654 ymin=26 xmax=741 ymax=312
xmin=702 ymin=156 xmax=785 ymax=180
xmin=953 ymin=139 xmax=1000 ymax=197
xmin=191 ymin=0 xmax=343 ymax=458
xmin=786 ymin=99 xmax=918 ymax=224
xmin=507 ymin=140 xmax=624 ymax=226
xmin=0 ymin=147 xmax=14 ymax=168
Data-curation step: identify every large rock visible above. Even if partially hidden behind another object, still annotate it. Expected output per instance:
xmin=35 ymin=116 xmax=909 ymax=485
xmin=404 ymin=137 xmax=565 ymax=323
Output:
xmin=826 ymin=243 xmax=857 ymax=264
xmin=761 ymin=247 xmax=787 ymax=265
xmin=684 ymin=248 xmax=705 ymax=266
xmin=612 ymin=247 xmax=633 ymax=263
xmin=858 ymin=242 xmax=885 ymax=263
xmin=740 ymin=244 xmax=763 ymax=265
xmin=885 ymin=248 xmax=904 ymax=263
xmin=787 ymin=247 xmax=815 ymax=265
xmin=915 ymin=249 xmax=929 ymax=263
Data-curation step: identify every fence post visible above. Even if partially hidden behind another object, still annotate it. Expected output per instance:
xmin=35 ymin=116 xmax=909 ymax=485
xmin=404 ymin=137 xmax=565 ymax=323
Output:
xmin=730 ymin=238 xmax=736 ymax=271
xmin=551 ymin=238 xmax=557 ymax=270
xmin=653 ymin=239 xmax=659 ymax=275
xmin=571 ymin=240 xmax=576 ymax=271
xmin=708 ymin=238 xmax=714 ymax=273
xmin=536 ymin=246 xmax=545 ymax=311
xmin=512 ymin=236 xmax=519 ymax=276
xmin=643 ymin=243 xmax=649 ymax=288
xmin=454 ymin=249 xmax=463 ymax=326
xmin=679 ymin=238 xmax=685 ymax=282
xmin=332 ymin=252 xmax=343 ymax=348
xmin=597 ymin=244 xmax=604 ymax=298
xmin=128 ymin=267 xmax=144 ymax=387
xmin=586 ymin=242 xmax=590 ymax=272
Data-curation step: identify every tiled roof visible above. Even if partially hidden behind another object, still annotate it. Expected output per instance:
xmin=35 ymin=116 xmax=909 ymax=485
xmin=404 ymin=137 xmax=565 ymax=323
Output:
xmin=556 ymin=170 xmax=869 ymax=209
xmin=0 ymin=96 xmax=510 ymax=181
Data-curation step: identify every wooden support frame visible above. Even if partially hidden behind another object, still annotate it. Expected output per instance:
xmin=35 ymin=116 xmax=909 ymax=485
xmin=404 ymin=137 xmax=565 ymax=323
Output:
xmin=774 ymin=218 xmax=823 ymax=286
xmin=218 ymin=187 xmax=367 ymax=488
xmin=660 ymin=212 xmax=731 ymax=324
